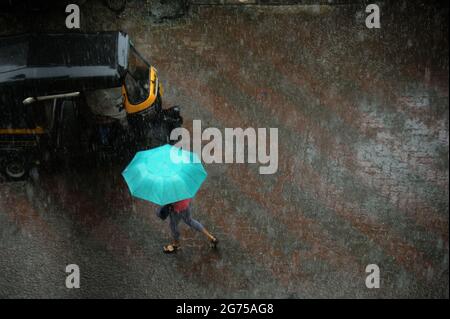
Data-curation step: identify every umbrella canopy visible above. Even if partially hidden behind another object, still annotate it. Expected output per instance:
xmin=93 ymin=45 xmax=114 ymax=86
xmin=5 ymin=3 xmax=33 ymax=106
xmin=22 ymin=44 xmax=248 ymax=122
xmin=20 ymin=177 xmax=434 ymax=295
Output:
xmin=122 ymin=144 xmax=207 ymax=205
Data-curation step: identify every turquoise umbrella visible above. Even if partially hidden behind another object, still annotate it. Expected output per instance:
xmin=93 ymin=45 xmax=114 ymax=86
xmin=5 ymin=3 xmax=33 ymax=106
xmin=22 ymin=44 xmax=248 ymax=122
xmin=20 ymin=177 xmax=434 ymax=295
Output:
xmin=122 ymin=144 xmax=207 ymax=206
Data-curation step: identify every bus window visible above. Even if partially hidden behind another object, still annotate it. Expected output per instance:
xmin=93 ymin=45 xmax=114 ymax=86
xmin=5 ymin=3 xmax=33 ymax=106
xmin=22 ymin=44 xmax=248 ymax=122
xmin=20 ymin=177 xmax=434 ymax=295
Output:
xmin=124 ymin=46 xmax=150 ymax=105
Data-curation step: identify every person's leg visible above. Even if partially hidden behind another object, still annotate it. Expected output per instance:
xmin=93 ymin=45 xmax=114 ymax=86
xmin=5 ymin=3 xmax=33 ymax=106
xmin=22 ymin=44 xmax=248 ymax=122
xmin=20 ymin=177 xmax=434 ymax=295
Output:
xmin=181 ymin=209 xmax=216 ymax=243
xmin=202 ymin=228 xmax=217 ymax=243
xmin=167 ymin=211 xmax=181 ymax=250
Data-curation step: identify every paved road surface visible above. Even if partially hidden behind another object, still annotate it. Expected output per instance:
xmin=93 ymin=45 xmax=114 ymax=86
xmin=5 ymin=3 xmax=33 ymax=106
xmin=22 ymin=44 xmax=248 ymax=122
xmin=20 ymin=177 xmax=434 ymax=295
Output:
xmin=0 ymin=1 xmax=448 ymax=298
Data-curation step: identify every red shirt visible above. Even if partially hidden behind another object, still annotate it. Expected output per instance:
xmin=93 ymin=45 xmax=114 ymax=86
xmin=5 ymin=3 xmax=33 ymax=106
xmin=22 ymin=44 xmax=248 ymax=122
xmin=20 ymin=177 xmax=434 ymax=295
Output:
xmin=172 ymin=199 xmax=192 ymax=213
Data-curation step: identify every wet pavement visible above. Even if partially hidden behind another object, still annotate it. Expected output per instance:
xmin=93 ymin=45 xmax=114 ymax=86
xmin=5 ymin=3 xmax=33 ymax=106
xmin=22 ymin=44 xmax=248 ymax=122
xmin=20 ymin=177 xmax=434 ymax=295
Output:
xmin=0 ymin=1 xmax=449 ymax=298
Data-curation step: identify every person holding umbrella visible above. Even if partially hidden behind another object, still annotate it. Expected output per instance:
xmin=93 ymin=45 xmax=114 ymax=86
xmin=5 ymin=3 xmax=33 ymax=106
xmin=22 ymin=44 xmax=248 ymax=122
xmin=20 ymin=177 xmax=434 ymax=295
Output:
xmin=122 ymin=144 xmax=218 ymax=253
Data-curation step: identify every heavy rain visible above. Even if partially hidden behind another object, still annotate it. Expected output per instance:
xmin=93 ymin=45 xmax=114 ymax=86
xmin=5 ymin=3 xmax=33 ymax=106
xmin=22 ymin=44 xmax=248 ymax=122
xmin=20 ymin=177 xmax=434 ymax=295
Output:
xmin=0 ymin=0 xmax=448 ymax=300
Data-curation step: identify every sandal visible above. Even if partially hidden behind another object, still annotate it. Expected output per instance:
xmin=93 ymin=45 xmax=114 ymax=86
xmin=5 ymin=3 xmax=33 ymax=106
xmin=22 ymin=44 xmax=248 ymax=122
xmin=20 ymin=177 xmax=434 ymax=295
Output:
xmin=163 ymin=244 xmax=180 ymax=254
xmin=209 ymin=237 xmax=219 ymax=249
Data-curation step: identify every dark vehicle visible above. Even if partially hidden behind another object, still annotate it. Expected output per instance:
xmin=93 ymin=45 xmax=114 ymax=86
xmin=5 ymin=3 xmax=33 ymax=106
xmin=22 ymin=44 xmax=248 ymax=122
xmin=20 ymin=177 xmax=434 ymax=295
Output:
xmin=0 ymin=31 xmax=179 ymax=180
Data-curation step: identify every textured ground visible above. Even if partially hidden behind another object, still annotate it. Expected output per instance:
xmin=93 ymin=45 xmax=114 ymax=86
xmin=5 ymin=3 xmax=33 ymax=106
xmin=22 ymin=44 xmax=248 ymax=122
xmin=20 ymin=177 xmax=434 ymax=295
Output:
xmin=0 ymin=1 xmax=448 ymax=298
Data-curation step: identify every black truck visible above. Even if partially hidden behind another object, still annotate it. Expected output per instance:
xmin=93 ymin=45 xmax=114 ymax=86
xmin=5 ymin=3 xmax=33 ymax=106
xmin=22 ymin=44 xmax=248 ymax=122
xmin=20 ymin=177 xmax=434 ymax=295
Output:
xmin=0 ymin=31 xmax=182 ymax=180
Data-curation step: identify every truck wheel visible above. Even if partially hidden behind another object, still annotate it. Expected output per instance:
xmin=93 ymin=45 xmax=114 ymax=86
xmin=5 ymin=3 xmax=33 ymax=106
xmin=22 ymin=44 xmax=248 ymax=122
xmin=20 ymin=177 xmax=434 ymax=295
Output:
xmin=3 ymin=155 xmax=27 ymax=181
